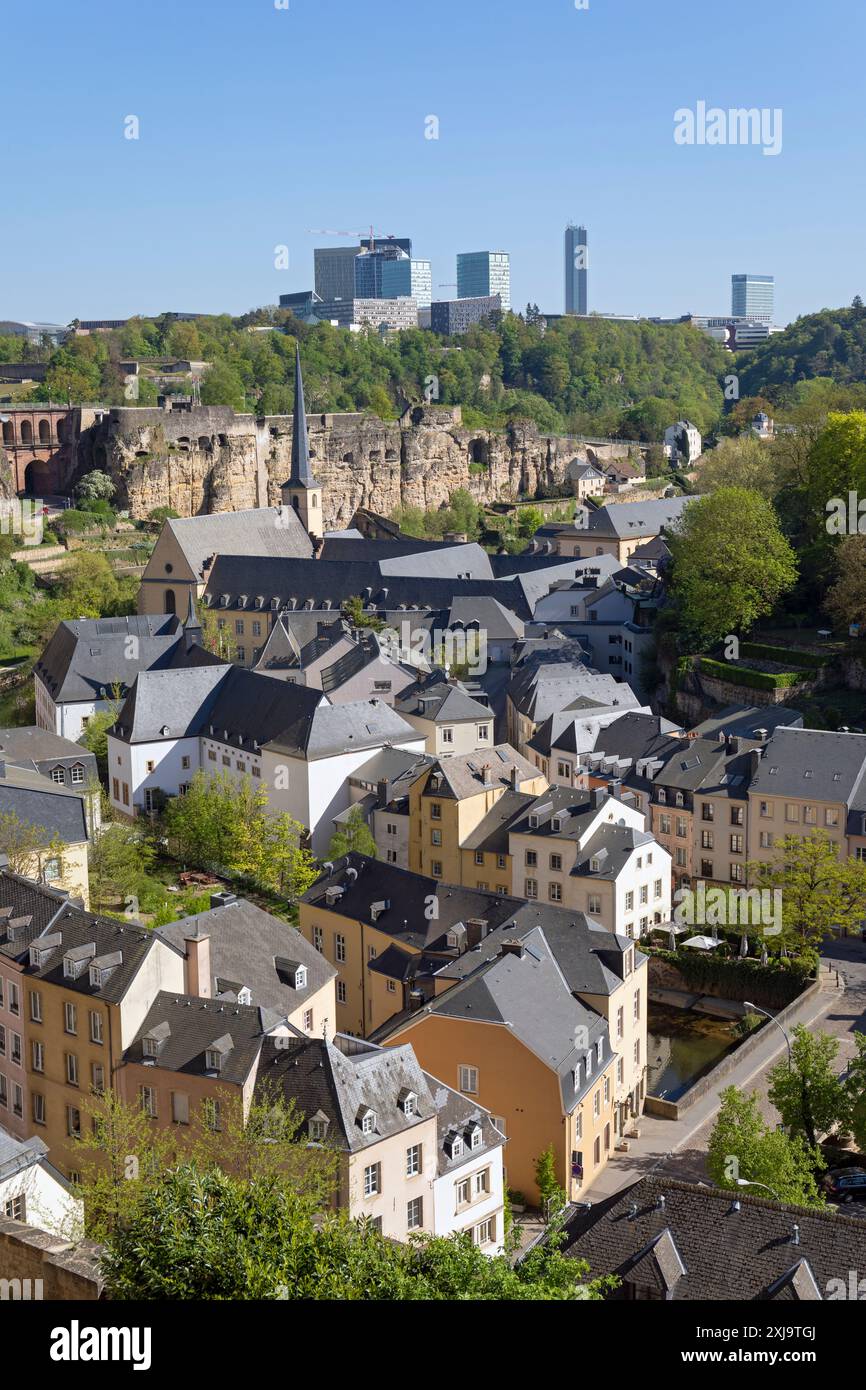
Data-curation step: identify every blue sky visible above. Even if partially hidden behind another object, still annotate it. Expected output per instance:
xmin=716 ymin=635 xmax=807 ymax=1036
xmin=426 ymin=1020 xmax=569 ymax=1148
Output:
xmin=3 ymin=0 xmax=863 ymax=327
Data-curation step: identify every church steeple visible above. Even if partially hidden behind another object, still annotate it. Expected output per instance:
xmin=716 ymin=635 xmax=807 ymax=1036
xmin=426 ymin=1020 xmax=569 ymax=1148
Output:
xmin=281 ymin=345 xmax=323 ymax=540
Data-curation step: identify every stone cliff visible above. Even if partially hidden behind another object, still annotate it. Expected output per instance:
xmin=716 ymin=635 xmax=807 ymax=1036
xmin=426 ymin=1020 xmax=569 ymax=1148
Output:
xmin=74 ymin=402 xmax=599 ymax=527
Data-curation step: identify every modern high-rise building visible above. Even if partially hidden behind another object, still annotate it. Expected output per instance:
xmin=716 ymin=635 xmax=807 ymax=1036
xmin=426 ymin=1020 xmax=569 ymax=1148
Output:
xmin=565 ymin=224 xmax=588 ymax=315
xmin=731 ymin=274 xmax=774 ymax=322
xmin=430 ymin=295 xmax=502 ymax=336
xmin=379 ymin=255 xmax=432 ymax=309
xmin=313 ymin=246 xmax=359 ymax=303
xmin=456 ymin=251 xmax=511 ymax=314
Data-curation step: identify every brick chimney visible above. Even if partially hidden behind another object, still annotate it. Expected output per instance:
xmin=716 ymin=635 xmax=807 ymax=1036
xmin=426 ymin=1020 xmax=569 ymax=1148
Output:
xmin=184 ymin=931 xmax=212 ymax=998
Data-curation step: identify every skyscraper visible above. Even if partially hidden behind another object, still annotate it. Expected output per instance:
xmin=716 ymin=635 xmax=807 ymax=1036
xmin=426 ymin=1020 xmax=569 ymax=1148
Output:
xmin=731 ymin=274 xmax=774 ymax=322
xmin=456 ymin=251 xmax=511 ymax=313
xmin=565 ymin=224 xmax=588 ymax=315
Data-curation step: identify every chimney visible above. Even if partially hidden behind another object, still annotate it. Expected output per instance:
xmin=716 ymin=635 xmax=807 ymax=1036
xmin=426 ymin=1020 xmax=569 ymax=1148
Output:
xmin=749 ymin=747 xmax=763 ymax=777
xmin=591 ymin=786 xmax=606 ymax=810
xmin=184 ymin=931 xmax=212 ymax=998
xmin=726 ymin=735 xmax=740 ymax=754
xmin=210 ymin=890 xmax=236 ymax=909
xmin=499 ymin=939 xmax=524 ymax=960
xmin=609 ymin=778 xmax=622 ymax=800
xmin=510 ymin=765 xmax=520 ymax=791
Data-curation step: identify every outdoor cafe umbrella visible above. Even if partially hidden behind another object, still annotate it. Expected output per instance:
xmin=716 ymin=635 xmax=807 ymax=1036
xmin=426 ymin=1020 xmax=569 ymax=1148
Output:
xmin=761 ymin=942 xmax=769 ymax=966
xmin=739 ymin=933 xmax=749 ymax=958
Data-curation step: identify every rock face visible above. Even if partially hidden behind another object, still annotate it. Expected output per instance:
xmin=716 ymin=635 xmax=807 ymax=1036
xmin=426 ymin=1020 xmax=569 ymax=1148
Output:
xmin=73 ymin=402 xmax=595 ymax=526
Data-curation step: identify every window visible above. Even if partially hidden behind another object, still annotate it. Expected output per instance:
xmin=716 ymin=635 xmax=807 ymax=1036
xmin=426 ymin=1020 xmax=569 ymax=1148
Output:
xmin=730 ymin=805 xmax=744 ymax=826
xmin=441 ymin=728 xmax=454 ymax=745
xmin=730 ymin=834 xmax=744 ymax=854
xmin=634 ymin=989 xmax=641 ymax=1020
xmin=548 ymin=882 xmax=562 ymax=902
xmin=91 ymin=1062 xmax=105 ymax=1094
xmin=604 ymin=1076 xmax=610 ymax=1104
xmin=676 ymin=817 xmax=687 ymax=838
xmin=430 ymin=802 xmax=442 ymax=820
xmin=616 ymin=1006 xmax=624 ymax=1039
xmin=71 ymin=764 xmax=84 ymax=784
xmin=407 ymin=1197 xmax=424 ymax=1230
xmin=639 ymin=884 xmax=648 ymax=905
xmin=406 ymin=1144 xmax=422 ymax=1177
xmin=660 ymin=814 xmax=671 ymax=835
xmin=474 ymin=1169 xmax=490 ymax=1196
xmin=303 ymin=1008 xmax=313 ymax=1032
xmin=616 ymin=1057 xmax=624 ymax=1085
xmin=335 ymin=934 xmax=346 ymax=963
xmin=145 ymin=761 xmax=155 ymax=774
xmin=701 ymin=804 xmax=714 ymax=822
xmin=89 ymin=1011 xmax=103 ymax=1044
xmin=497 ymin=854 xmax=507 ymax=869
xmin=32 ymin=1040 xmax=44 ymax=1072
xmin=204 ymin=1098 xmax=222 ymax=1132
xmin=363 ymin=1162 xmax=381 ymax=1198
xmin=144 ymin=788 xmax=160 ymax=812
xmin=478 ymin=725 xmax=490 ymax=741
xmin=172 ymin=1092 xmax=189 ymax=1125
xmin=730 ymin=863 xmax=745 ymax=883
xmin=29 ymin=991 xmax=42 ymax=1023
xmin=825 ymin=809 xmax=840 ymax=828
xmin=654 ymin=879 xmax=662 ymax=899
xmin=760 ymin=800 xmax=771 ymax=818
xmin=67 ymin=1104 xmax=81 ymax=1138
xmin=675 ymin=848 xmax=687 ymax=867
xmin=207 ymin=749 xmax=216 ymax=763
xmin=33 ymin=1093 xmax=45 ymax=1125
xmin=181 ymin=755 xmax=191 ymax=770
xmin=633 ymin=1039 xmax=640 ymax=1066
xmin=459 ymin=1065 xmax=478 ymax=1095
xmin=64 ymin=1001 xmax=77 ymax=1035
xmin=588 ymin=894 xmax=601 ymax=915
xmin=431 ymin=829 xmax=442 ymax=846
xmin=140 ymin=1086 xmax=157 ymax=1118
xmin=205 ymin=1049 xmax=221 ymax=1072
xmin=65 ymin=1052 xmax=79 ymax=1086
xmin=313 ymin=925 xmax=323 ymax=953
xmin=474 ymin=849 xmax=484 ymax=864
xmin=701 ymin=829 xmax=714 ymax=849
xmin=549 ymin=853 xmax=562 ymax=872
xmin=431 ymin=860 xmax=443 ymax=878
xmin=760 ymin=831 xmax=773 ymax=848
xmin=44 ymin=857 xmax=62 ymax=883
xmin=0 ymin=1074 xmax=7 ymax=1108
xmin=337 ymin=981 xmax=347 ymax=1004
xmin=8 ymin=981 xmax=19 ymax=1016
xmin=785 ymin=803 xmax=799 ymax=823
xmin=252 ymin=621 xmax=261 ymax=637
xmin=525 ymin=850 xmax=537 ymax=867
xmin=387 ymin=978 xmax=397 ymax=992
xmin=456 ymin=1176 xmax=471 ymax=1206
xmin=50 ymin=766 xmax=66 ymax=784
xmin=525 ymin=878 xmax=537 ymax=899
xmin=803 ymin=805 xmax=817 ymax=825
xmin=4 ymin=1194 xmax=25 ymax=1222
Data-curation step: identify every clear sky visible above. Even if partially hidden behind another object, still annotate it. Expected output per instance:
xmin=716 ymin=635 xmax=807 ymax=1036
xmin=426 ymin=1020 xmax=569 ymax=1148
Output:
xmin=3 ymin=0 xmax=863 ymax=327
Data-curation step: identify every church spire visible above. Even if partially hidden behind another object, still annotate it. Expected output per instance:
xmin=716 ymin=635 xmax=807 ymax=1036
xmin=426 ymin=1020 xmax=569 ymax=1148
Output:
xmin=288 ymin=343 xmax=317 ymax=488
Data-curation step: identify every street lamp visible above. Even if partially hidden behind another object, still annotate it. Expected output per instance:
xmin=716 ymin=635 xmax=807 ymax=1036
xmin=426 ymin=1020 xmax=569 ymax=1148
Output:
xmin=736 ymin=1178 xmax=782 ymax=1202
xmin=744 ymin=1000 xmax=792 ymax=1066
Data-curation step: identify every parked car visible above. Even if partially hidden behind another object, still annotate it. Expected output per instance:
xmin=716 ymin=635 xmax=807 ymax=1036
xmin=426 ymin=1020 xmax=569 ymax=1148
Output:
xmin=823 ymin=1168 xmax=866 ymax=1202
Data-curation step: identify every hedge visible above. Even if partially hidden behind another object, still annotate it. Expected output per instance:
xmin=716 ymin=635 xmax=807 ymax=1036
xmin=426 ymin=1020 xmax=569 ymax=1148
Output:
xmin=647 ymin=947 xmax=813 ymax=1008
xmin=696 ymin=656 xmax=807 ymax=690
xmin=739 ymin=642 xmax=830 ymax=670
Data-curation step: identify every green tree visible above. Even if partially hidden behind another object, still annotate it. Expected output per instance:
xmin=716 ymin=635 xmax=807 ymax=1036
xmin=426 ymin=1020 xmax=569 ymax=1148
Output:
xmin=693 ymin=434 xmax=782 ymax=500
xmin=0 ymin=810 xmax=65 ymax=880
xmin=707 ymin=1087 xmax=825 ymax=1207
xmin=200 ymin=361 xmax=246 ymax=411
xmin=327 ymin=807 xmax=378 ymax=860
xmin=89 ymin=820 xmax=155 ymax=913
xmin=75 ymin=470 xmax=116 ymax=503
xmin=517 ymin=505 xmax=544 ymax=539
xmin=767 ymin=1025 xmax=846 ymax=1149
xmin=826 ymin=534 xmax=866 ymax=630
xmin=748 ymin=831 xmax=866 ymax=951
xmin=78 ymin=700 xmax=121 ymax=777
xmin=842 ymin=1032 xmax=866 ymax=1150
xmin=534 ymin=1145 xmax=567 ymax=1216
xmin=668 ymin=487 xmax=798 ymax=648
xmin=101 ymin=1163 xmax=610 ymax=1301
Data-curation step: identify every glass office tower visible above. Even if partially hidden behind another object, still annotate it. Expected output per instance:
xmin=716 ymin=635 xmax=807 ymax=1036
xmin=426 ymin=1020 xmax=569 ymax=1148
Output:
xmin=456 ymin=251 xmax=511 ymax=313
xmin=731 ymin=274 xmax=774 ymax=322
xmin=565 ymin=224 xmax=588 ymax=315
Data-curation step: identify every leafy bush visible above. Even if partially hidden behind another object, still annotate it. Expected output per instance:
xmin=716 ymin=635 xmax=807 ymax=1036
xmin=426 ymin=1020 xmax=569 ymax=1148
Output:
xmin=697 ymin=656 xmax=808 ymax=690
xmin=739 ymin=642 xmax=830 ymax=669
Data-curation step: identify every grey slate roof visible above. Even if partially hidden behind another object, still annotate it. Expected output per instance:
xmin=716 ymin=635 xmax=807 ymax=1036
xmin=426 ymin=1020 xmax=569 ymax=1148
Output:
xmin=256 ymin=1032 xmax=435 ymax=1153
xmin=34 ymin=615 xmax=195 ymax=704
xmin=166 ymin=505 xmax=314 ymax=579
xmin=689 ymin=704 xmax=804 ymax=741
xmin=395 ymin=679 xmax=492 ymax=724
xmin=0 ymin=872 xmax=70 ymax=961
xmin=303 ymin=853 xmax=521 ymax=951
xmin=266 ymin=698 xmax=419 ymax=761
xmin=413 ymin=926 xmax=613 ymax=1112
xmin=749 ymin=727 xmax=866 ymax=809
xmin=461 ymin=790 xmax=539 ymax=854
xmin=22 ymin=900 xmax=182 ymax=1005
xmin=0 ymin=726 xmax=98 ymax=779
xmin=125 ymin=991 xmax=281 ymax=1085
xmin=446 ymin=595 xmax=524 ymax=641
xmin=537 ymin=496 xmax=693 ymax=542
xmin=419 ymin=745 xmax=540 ymax=800
xmin=0 ymin=764 xmax=89 ymax=847
xmin=156 ymin=897 xmax=336 ymax=1013
xmin=562 ymin=1174 xmax=866 ymax=1300
xmin=424 ymin=1073 xmax=505 ymax=1175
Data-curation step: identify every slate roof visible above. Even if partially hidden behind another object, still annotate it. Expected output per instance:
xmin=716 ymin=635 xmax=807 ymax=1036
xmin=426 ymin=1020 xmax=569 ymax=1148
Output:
xmin=22 ymin=900 xmax=182 ymax=1004
xmin=395 ymin=679 xmax=492 ymax=724
xmin=0 ymin=764 xmax=89 ymax=847
xmin=165 ymin=505 xmax=313 ymax=580
xmin=562 ymin=1175 xmax=866 ymax=1300
xmin=409 ymin=926 xmax=613 ymax=1112
xmin=0 ymin=872 xmax=70 ymax=962
xmin=255 ymin=1032 xmax=435 ymax=1153
xmin=378 ymin=543 xmax=493 ymax=580
xmin=509 ymin=654 xmax=639 ymax=725
xmin=0 ymin=726 xmax=98 ymax=775
xmin=34 ymin=615 xmax=195 ymax=704
xmin=156 ymin=897 xmax=336 ymax=1013
xmin=749 ymin=727 xmax=866 ymax=809
xmin=689 ymin=704 xmax=804 ymax=741
xmin=537 ymin=496 xmax=693 ymax=542
xmin=266 ymin=698 xmax=419 ymax=761
xmin=419 ymin=745 xmax=540 ymax=800
xmin=461 ymin=789 xmax=538 ymax=854
xmin=446 ymin=595 xmax=524 ymax=641
xmin=203 ymin=554 xmax=534 ymax=621
xmin=125 ymin=991 xmax=282 ymax=1085
xmin=424 ymin=1073 xmax=505 ymax=1175
xmin=303 ymin=853 xmax=521 ymax=951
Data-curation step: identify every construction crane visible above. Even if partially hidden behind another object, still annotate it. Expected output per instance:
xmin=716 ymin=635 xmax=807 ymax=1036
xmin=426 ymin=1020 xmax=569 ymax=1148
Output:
xmin=307 ymin=226 xmax=397 ymax=252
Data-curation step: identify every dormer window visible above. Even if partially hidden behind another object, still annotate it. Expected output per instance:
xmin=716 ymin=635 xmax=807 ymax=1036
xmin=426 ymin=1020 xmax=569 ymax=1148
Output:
xmin=294 ymin=965 xmax=307 ymax=990
xmin=237 ymin=986 xmax=252 ymax=1005
xmin=308 ymin=1112 xmax=330 ymax=1141
xmin=596 ymin=1038 xmax=603 ymax=1064
xmin=359 ymin=1108 xmax=376 ymax=1135
xmin=675 ymin=792 xmax=684 ymax=807
xmin=590 ymin=857 xmax=601 ymax=873
xmin=467 ymin=1124 xmax=482 ymax=1150
xmin=205 ymin=1049 xmax=222 ymax=1072
xmin=63 ymin=945 xmax=95 ymax=980
xmin=399 ymin=1089 xmax=418 ymax=1117
xmin=657 ymin=789 xmax=667 ymax=804
xmin=585 ymin=1051 xmax=593 ymax=1077
xmin=445 ymin=1133 xmax=464 ymax=1159
xmin=142 ymin=1037 xmax=159 ymax=1058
